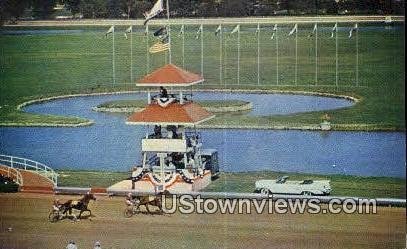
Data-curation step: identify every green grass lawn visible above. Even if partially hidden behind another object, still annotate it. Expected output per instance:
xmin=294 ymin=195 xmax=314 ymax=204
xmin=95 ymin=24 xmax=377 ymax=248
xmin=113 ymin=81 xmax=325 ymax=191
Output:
xmin=56 ymin=170 xmax=405 ymax=199
xmin=0 ymin=23 xmax=405 ymax=129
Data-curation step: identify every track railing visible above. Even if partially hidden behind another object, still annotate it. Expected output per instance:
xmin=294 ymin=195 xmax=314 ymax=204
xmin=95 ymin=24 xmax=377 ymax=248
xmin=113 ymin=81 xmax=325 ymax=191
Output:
xmin=0 ymin=154 xmax=58 ymax=186
xmin=0 ymin=164 xmax=23 ymax=186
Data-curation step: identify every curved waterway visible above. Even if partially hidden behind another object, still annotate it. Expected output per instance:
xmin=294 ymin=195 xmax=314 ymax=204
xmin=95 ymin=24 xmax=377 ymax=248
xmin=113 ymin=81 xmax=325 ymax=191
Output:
xmin=0 ymin=92 xmax=405 ymax=178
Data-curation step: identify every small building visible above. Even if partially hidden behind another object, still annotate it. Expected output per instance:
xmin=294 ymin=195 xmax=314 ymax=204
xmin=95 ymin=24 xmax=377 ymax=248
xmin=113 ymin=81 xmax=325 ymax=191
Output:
xmin=109 ymin=64 xmax=219 ymax=193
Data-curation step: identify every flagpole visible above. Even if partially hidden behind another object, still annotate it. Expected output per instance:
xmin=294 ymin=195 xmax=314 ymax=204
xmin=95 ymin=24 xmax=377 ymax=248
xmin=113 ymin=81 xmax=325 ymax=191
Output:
xmin=166 ymin=0 xmax=171 ymax=64
xmin=201 ymin=24 xmax=204 ymax=76
xmin=276 ymin=25 xmax=279 ymax=85
xmin=182 ymin=24 xmax=185 ymax=68
xmin=130 ymin=26 xmax=133 ymax=83
xmin=315 ymin=23 xmax=318 ymax=85
xmin=219 ymin=24 xmax=223 ymax=86
xmin=224 ymin=32 xmax=227 ymax=87
xmin=335 ymin=22 xmax=338 ymax=88
xmin=295 ymin=24 xmax=298 ymax=86
xmin=112 ymin=26 xmax=116 ymax=86
xmin=146 ymin=25 xmax=150 ymax=74
xmin=237 ymin=25 xmax=240 ymax=85
xmin=356 ymin=23 xmax=359 ymax=87
xmin=257 ymin=23 xmax=260 ymax=86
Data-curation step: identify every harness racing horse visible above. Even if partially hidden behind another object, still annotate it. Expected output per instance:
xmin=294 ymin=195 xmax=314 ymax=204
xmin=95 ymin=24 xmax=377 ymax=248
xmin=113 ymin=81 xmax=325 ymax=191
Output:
xmin=135 ymin=190 xmax=170 ymax=214
xmin=63 ymin=193 xmax=96 ymax=219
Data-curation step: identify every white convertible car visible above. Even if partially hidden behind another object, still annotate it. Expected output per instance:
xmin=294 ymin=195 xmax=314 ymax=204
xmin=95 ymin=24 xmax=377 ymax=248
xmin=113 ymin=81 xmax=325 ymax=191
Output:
xmin=255 ymin=176 xmax=332 ymax=196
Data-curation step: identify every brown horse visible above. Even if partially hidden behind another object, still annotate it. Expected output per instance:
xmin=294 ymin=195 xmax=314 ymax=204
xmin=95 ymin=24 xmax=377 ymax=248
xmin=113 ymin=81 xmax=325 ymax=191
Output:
xmin=63 ymin=193 xmax=96 ymax=219
xmin=134 ymin=190 xmax=170 ymax=214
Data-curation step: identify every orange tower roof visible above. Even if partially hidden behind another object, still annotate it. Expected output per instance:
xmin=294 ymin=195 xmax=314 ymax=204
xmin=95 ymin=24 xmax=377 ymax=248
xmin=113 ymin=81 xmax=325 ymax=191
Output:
xmin=126 ymin=102 xmax=215 ymax=126
xmin=137 ymin=64 xmax=204 ymax=87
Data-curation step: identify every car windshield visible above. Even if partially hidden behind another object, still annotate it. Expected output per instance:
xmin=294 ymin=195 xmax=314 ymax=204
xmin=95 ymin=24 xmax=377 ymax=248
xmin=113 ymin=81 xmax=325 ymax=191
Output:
xmin=276 ymin=176 xmax=289 ymax=184
xmin=301 ymin=179 xmax=313 ymax=184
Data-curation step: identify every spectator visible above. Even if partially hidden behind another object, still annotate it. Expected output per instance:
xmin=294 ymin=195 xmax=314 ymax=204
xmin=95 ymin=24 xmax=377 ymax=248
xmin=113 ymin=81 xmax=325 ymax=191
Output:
xmin=66 ymin=240 xmax=78 ymax=249
xmin=94 ymin=241 xmax=101 ymax=249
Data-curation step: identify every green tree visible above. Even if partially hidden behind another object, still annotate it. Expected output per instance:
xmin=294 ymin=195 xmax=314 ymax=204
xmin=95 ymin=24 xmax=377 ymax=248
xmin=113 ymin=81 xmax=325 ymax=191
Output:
xmin=79 ymin=0 xmax=107 ymax=18
xmin=63 ymin=0 xmax=81 ymax=16
xmin=31 ymin=0 xmax=57 ymax=19
xmin=0 ymin=0 xmax=30 ymax=24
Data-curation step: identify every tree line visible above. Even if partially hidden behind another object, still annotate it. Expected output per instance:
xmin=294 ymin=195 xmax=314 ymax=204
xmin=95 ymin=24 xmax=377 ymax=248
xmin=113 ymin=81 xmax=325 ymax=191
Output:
xmin=1 ymin=0 xmax=404 ymax=24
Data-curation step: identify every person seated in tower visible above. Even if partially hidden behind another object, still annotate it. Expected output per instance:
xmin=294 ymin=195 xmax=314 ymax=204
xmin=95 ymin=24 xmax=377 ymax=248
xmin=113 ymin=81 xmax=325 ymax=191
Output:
xmin=157 ymin=86 xmax=177 ymax=107
xmin=159 ymin=86 xmax=168 ymax=98
xmin=153 ymin=125 xmax=162 ymax=138
xmin=166 ymin=125 xmax=179 ymax=139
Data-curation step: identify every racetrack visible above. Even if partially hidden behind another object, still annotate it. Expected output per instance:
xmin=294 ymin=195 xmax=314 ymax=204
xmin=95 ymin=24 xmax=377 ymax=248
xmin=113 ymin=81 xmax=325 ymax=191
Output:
xmin=0 ymin=193 xmax=405 ymax=249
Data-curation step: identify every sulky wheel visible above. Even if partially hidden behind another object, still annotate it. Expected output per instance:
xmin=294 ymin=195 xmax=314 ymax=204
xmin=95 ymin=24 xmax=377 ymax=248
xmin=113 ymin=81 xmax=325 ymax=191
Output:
xmin=124 ymin=206 xmax=134 ymax=218
xmin=48 ymin=210 xmax=60 ymax=223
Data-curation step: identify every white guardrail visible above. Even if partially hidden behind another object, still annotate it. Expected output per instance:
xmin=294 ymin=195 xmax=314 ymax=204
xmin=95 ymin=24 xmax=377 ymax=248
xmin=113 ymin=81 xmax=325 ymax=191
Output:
xmin=0 ymin=154 xmax=58 ymax=186
xmin=54 ymin=187 xmax=405 ymax=207
xmin=0 ymin=162 xmax=23 ymax=186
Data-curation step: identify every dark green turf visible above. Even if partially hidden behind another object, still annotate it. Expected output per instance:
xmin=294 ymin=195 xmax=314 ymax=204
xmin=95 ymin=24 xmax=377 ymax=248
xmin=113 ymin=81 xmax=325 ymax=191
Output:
xmin=0 ymin=24 xmax=404 ymax=129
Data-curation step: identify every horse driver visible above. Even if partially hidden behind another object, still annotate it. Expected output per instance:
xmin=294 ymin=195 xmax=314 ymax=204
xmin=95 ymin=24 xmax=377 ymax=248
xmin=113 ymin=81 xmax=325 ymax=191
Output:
xmin=125 ymin=192 xmax=136 ymax=206
xmin=52 ymin=198 xmax=62 ymax=212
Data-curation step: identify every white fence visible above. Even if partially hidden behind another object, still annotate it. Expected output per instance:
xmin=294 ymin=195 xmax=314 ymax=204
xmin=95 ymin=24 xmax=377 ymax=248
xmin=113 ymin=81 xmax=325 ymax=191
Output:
xmin=0 ymin=154 xmax=58 ymax=186
xmin=0 ymin=163 xmax=23 ymax=186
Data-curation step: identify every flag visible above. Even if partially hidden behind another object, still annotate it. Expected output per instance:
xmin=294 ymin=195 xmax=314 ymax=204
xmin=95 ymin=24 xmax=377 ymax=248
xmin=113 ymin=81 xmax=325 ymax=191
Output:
xmin=231 ymin=25 xmax=240 ymax=34
xmin=178 ymin=24 xmax=184 ymax=37
xmin=149 ymin=41 xmax=170 ymax=53
xmin=124 ymin=26 xmax=132 ymax=39
xmin=105 ymin=26 xmax=114 ymax=37
xmin=308 ymin=23 xmax=317 ymax=37
xmin=195 ymin=24 xmax=203 ymax=39
xmin=348 ymin=23 xmax=358 ymax=38
xmin=288 ymin=24 xmax=297 ymax=36
xmin=153 ymin=26 xmax=167 ymax=38
xmin=331 ymin=23 xmax=337 ymax=38
xmin=143 ymin=0 xmax=163 ymax=26
xmin=215 ymin=24 xmax=222 ymax=36
xmin=271 ymin=24 xmax=277 ymax=40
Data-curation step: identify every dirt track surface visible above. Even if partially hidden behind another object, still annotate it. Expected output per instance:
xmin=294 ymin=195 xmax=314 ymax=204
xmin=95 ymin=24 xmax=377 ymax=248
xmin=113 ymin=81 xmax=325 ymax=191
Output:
xmin=0 ymin=193 xmax=405 ymax=249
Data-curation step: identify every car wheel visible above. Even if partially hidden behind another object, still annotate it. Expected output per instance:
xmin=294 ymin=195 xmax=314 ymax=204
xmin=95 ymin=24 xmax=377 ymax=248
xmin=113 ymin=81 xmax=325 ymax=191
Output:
xmin=260 ymin=188 xmax=270 ymax=195
xmin=302 ymin=191 xmax=313 ymax=196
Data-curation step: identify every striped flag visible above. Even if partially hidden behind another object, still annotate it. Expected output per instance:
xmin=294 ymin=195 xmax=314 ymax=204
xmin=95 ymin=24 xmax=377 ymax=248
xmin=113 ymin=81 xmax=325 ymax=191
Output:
xmin=348 ymin=23 xmax=358 ymax=38
xmin=231 ymin=24 xmax=240 ymax=34
xmin=149 ymin=41 xmax=170 ymax=53
xmin=124 ymin=26 xmax=132 ymax=39
xmin=153 ymin=26 xmax=167 ymax=38
xmin=195 ymin=24 xmax=203 ymax=39
xmin=330 ymin=23 xmax=337 ymax=38
xmin=105 ymin=26 xmax=114 ymax=37
xmin=288 ymin=24 xmax=297 ymax=36
xmin=215 ymin=24 xmax=222 ymax=36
